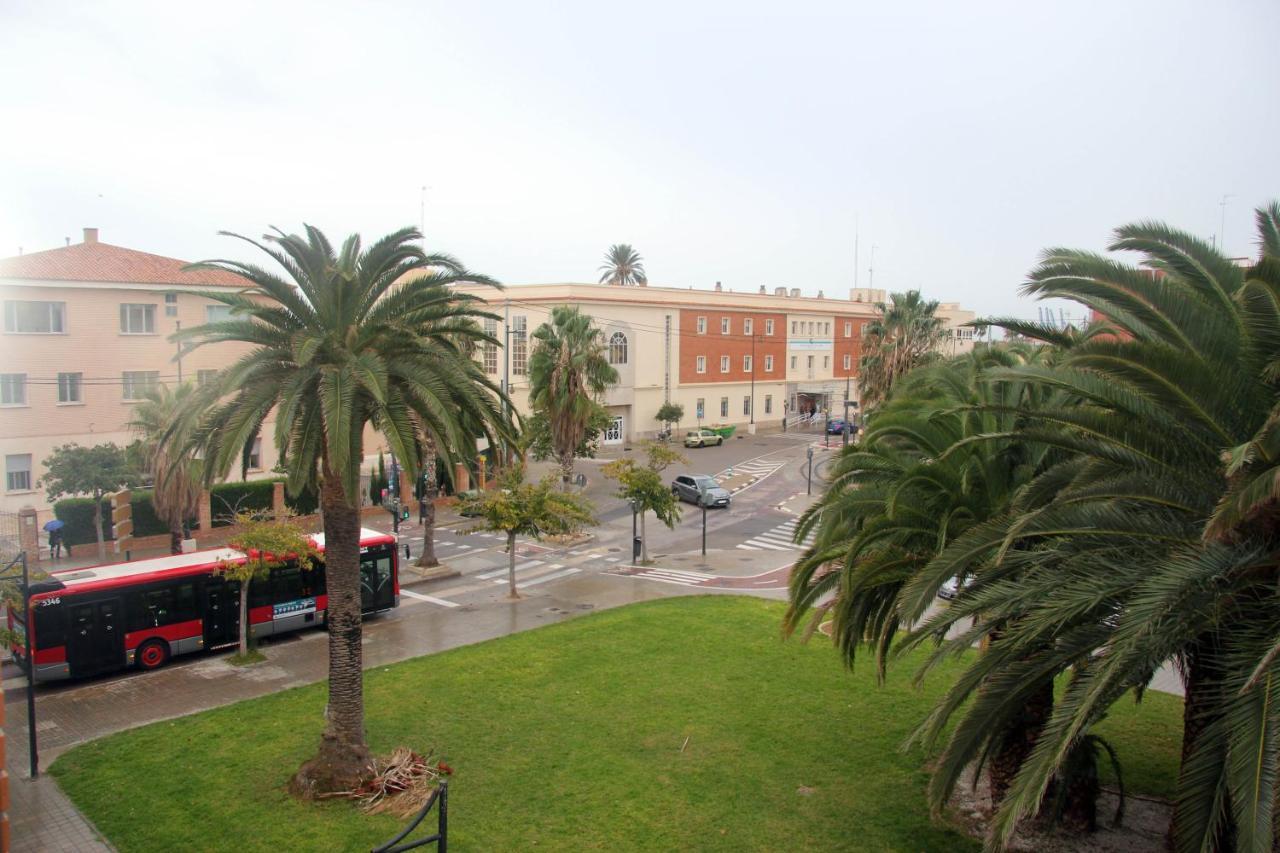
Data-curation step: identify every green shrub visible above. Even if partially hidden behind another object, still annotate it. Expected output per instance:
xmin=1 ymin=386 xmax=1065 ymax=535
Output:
xmin=52 ymin=498 xmax=111 ymax=546
xmin=285 ymin=484 xmax=319 ymax=516
xmin=209 ymin=480 xmax=276 ymax=526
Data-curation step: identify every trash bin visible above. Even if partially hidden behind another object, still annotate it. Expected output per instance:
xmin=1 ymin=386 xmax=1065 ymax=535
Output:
xmin=632 ymin=536 xmax=642 ymax=562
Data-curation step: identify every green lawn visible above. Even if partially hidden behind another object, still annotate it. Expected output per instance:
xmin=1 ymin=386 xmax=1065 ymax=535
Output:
xmin=52 ymin=597 xmax=1181 ymax=852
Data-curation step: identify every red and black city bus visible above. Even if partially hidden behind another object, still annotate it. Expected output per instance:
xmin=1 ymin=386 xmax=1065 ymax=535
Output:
xmin=9 ymin=527 xmax=398 ymax=682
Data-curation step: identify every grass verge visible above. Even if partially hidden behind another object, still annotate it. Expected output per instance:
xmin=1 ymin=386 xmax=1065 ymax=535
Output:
xmin=51 ymin=596 xmax=1181 ymax=851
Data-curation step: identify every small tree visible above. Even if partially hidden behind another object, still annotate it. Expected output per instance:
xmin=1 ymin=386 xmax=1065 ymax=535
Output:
xmin=459 ymin=466 xmax=594 ymax=598
xmin=603 ymin=442 xmax=686 ymax=563
xmin=40 ymin=443 xmax=136 ymax=560
xmin=655 ymin=402 xmax=683 ymax=432
xmin=221 ymin=514 xmax=320 ymax=659
xmin=523 ymin=406 xmax=610 ymax=468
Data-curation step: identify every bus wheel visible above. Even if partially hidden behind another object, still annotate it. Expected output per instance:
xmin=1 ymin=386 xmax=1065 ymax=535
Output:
xmin=137 ymin=639 xmax=170 ymax=671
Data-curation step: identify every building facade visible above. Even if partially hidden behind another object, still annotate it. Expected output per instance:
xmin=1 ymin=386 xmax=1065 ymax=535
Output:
xmin=456 ymin=282 xmax=978 ymax=445
xmin=0 ymin=229 xmax=276 ymax=516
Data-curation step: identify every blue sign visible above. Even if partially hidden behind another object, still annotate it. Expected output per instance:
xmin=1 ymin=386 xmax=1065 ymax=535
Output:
xmin=273 ymin=597 xmax=317 ymax=620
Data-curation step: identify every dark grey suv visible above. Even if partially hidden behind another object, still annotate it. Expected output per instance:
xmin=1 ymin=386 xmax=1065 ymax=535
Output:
xmin=671 ymin=474 xmax=731 ymax=508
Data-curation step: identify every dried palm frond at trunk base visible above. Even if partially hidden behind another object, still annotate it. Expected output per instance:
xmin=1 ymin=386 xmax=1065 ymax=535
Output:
xmin=322 ymin=747 xmax=453 ymax=818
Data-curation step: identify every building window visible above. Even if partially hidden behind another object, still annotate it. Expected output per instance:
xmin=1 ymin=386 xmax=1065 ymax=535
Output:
xmin=5 ymin=454 xmax=32 ymax=492
xmin=696 ymin=316 xmax=707 ymax=334
xmin=482 ymin=319 xmax=498 ymax=374
xmin=197 ymin=369 xmax=219 ymax=387
xmin=205 ymin=304 xmax=233 ymax=324
xmin=696 ymin=356 xmax=706 ymax=374
xmin=860 ymin=322 xmax=868 ymax=336
xmin=720 ymin=317 xmax=730 ymax=335
xmin=720 ymin=397 xmax=729 ymax=418
xmin=764 ymin=355 xmax=774 ymax=372
xmin=4 ymin=300 xmax=65 ymax=334
xmin=608 ymin=332 xmax=628 ymax=365
xmin=720 ymin=355 xmax=730 ymax=373
xmin=0 ymin=374 xmax=26 ymax=406
xmin=743 ymin=396 xmax=751 ymax=416
xmin=824 ymin=322 xmax=830 ymax=335
xmin=743 ymin=318 xmax=753 ymax=335
xmin=122 ymin=371 xmax=160 ymax=401
xmin=165 ymin=292 xmax=179 ymax=317
xmin=743 ymin=355 xmax=753 ymax=373
xmin=823 ymin=355 xmax=830 ymax=368
xmin=843 ymin=354 xmax=852 ymax=370
xmin=765 ymin=319 xmax=774 ymax=336
xmin=695 ymin=398 xmax=705 ymax=419
xmin=247 ymin=437 xmax=262 ymax=471
xmin=57 ymin=372 xmax=82 ymax=404
xmin=120 ymin=303 xmax=156 ymax=334
xmin=844 ymin=321 xmax=852 ymax=337
xmin=764 ymin=394 xmax=773 ymax=414
xmin=807 ymin=321 xmax=814 ymax=335
xmin=790 ymin=355 xmax=797 ymax=369
xmin=791 ymin=321 xmax=797 ymax=335
xmin=511 ymin=316 xmax=528 ymax=376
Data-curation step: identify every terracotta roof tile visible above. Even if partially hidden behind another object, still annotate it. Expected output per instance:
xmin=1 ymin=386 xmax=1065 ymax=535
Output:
xmin=0 ymin=240 xmax=249 ymax=288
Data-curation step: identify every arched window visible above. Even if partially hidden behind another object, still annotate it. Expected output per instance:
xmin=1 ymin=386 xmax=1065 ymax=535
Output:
xmin=608 ymin=331 xmax=628 ymax=365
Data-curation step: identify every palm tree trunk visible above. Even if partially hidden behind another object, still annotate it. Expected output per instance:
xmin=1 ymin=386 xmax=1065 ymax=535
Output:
xmin=169 ymin=519 xmax=183 ymax=556
xmin=1171 ymin=637 xmax=1235 ymax=850
xmin=560 ymin=451 xmax=574 ymax=492
xmin=507 ymin=530 xmax=519 ymax=598
xmin=94 ymin=493 xmax=106 ymax=561
xmin=415 ymin=451 xmax=439 ymax=568
xmin=290 ymin=473 xmax=372 ymax=798
xmin=988 ymin=677 xmax=1053 ymax=810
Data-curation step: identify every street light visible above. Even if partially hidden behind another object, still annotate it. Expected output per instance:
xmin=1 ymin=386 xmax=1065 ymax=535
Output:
xmin=807 ymin=446 xmax=815 ymax=495
xmin=749 ymin=334 xmax=756 ymax=426
xmin=630 ymin=498 xmax=642 ymax=562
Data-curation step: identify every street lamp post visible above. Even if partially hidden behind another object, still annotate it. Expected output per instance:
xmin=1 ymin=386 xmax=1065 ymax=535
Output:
xmin=630 ymin=498 xmax=641 ymax=563
xmin=807 ymin=446 xmax=815 ymax=495
xmin=701 ymin=502 xmax=708 ymax=557
xmin=749 ymin=334 xmax=756 ymax=426
xmin=843 ymin=375 xmax=852 ymax=447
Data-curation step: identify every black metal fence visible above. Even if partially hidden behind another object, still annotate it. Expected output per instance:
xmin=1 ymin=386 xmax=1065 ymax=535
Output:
xmin=371 ymin=781 xmax=448 ymax=853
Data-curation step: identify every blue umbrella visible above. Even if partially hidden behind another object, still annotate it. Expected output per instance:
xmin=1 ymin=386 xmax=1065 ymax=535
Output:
xmin=43 ymin=519 xmax=65 ymax=532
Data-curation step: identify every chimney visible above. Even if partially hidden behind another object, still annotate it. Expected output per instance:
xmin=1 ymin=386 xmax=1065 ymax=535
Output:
xmin=758 ymin=285 xmax=766 ymax=294
xmin=817 ymin=290 xmax=824 ymax=299
xmin=83 ymin=227 xmax=99 ymax=244
xmin=714 ymin=281 xmax=722 ymax=292
xmin=790 ymin=288 xmax=800 ymax=298
xmin=774 ymin=286 xmax=787 ymax=296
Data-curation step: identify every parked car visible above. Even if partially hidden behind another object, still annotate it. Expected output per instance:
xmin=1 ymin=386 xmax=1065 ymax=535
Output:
xmin=826 ymin=418 xmax=848 ymax=435
xmin=684 ymin=429 xmax=725 ymax=448
xmin=671 ymin=474 xmax=732 ymax=507
xmin=937 ymin=576 xmax=971 ymax=600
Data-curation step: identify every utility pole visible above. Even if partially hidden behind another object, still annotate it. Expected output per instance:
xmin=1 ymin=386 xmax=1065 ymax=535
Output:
xmin=1218 ymin=194 xmax=1233 ymax=256
xmin=749 ymin=335 xmax=756 ymax=425
xmin=701 ymin=503 xmax=707 ymax=556
xmin=869 ymin=245 xmax=878 ymax=292
xmin=843 ymin=375 xmax=851 ymax=447
xmin=806 ymin=446 xmax=814 ymax=495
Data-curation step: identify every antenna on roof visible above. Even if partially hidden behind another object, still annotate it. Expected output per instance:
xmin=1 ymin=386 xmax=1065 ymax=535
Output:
xmin=65 ymin=237 xmax=70 ymax=246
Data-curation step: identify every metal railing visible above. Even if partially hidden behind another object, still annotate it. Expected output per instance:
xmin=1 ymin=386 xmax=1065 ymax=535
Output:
xmin=371 ymin=781 xmax=448 ymax=853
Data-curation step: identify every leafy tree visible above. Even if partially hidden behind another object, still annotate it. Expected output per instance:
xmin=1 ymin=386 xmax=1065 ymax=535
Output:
xmin=528 ymin=306 xmax=619 ymax=488
xmin=127 ymin=383 xmax=205 ymax=554
xmin=655 ymin=402 xmax=684 ymax=432
xmin=857 ymin=290 xmax=946 ymax=409
xmin=459 ymin=465 xmax=594 ymax=597
xmin=522 ymin=406 xmax=611 ymax=466
xmin=176 ymin=224 xmax=515 ymax=796
xmin=40 ymin=443 xmax=136 ymax=560
xmin=603 ymin=442 xmax=686 ymax=563
xmin=598 ymin=243 xmax=647 ymax=286
xmin=220 ymin=514 xmax=319 ymax=659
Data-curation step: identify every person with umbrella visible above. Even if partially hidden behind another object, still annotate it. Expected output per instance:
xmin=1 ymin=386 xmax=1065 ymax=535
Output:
xmin=43 ymin=519 xmax=65 ymax=559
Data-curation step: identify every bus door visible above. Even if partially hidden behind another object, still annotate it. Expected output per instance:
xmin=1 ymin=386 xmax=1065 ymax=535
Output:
xmin=202 ymin=577 xmax=240 ymax=648
xmin=360 ymin=550 xmax=395 ymax=613
xmin=67 ymin=598 xmax=124 ymax=678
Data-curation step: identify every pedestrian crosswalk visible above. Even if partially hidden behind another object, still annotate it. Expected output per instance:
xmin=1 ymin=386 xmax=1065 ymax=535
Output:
xmin=716 ymin=458 xmax=785 ymax=485
xmin=627 ymin=567 xmax=715 ymax=587
xmin=736 ymin=517 xmax=814 ymax=552
xmin=474 ymin=558 xmax=582 ymax=589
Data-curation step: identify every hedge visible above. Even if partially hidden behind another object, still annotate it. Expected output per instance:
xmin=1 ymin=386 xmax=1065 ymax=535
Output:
xmin=53 ymin=478 xmax=321 ymax=541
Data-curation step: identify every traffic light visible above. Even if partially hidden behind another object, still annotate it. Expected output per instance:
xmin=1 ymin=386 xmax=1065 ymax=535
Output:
xmin=111 ymin=489 xmax=133 ymax=554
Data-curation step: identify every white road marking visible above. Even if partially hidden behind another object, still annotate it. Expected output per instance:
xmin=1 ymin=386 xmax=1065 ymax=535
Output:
xmin=476 ymin=559 xmax=543 ymax=580
xmin=400 ymin=589 xmax=460 ymax=608
xmin=517 ymin=567 xmax=581 ymax=588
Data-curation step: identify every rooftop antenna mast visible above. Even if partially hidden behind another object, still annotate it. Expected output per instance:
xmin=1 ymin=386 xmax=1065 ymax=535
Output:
xmin=853 ymin=214 xmax=860 ymax=290
xmin=869 ymin=245 xmax=878 ymax=292
xmin=1218 ymin=193 xmax=1233 ymax=255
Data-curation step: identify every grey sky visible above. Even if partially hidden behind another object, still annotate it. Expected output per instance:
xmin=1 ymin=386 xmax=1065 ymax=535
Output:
xmin=2 ymin=0 xmax=1277 ymax=320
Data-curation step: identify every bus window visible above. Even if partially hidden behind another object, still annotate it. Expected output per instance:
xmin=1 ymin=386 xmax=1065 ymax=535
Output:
xmin=248 ymin=575 xmax=272 ymax=609
xmin=172 ymin=583 xmax=197 ymax=622
xmin=272 ymin=566 xmax=303 ymax=603
xmin=33 ymin=604 xmax=66 ymax=650
xmin=299 ymin=565 xmax=324 ymax=598
xmin=142 ymin=587 xmax=175 ymax=627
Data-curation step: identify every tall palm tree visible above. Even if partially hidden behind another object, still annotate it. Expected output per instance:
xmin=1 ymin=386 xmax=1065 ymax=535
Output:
xmin=176 ymin=225 xmax=514 ymax=796
xmin=127 ymin=382 xmax=204 ymax=555
xmin=907 ymin=203 xmax=1280 ymax=852
xmin=528 ymin=306 xmax=618 ymax=488
xmin=598 ymin=244 xmax=647 ymax=286
xmin=858 ymin=290 xmax=947 ymax=409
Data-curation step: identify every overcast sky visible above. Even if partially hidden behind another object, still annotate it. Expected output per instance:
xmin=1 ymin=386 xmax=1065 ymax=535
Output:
xmin=2 ymin=0 xmax=1277 ymax=320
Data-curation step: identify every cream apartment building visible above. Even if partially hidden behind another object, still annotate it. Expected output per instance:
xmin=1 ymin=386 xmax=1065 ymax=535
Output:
xmin=0 ymin=229 xmax=276 ymax=517
xmin=454 ymin=281 xmax=979 ymax=445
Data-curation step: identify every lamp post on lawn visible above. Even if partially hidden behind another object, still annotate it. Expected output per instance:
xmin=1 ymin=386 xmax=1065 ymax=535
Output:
xmin=701 ymin=501 xmax=708 ymax=557
xmin=630 ymin=498 xmax=642 ymax=563
xmin=807 ymin=446 xmax=814 ymax=495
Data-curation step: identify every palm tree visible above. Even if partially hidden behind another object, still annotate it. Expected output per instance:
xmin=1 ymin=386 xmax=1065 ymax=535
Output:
xmin=785 ymin=346 xmax=1066 ymax=809
xmin=858 ymin=290 xmax=947 ymax=409
xmin=176 ymin=225 xmax=514 ymax=797
xmin=127 ymin=382 xmax=204 ymax=555
xmin=908 ymin=203 xmax=1280 ymax=852
xmin=528 ymin=306 xmax=618 ymax=488
xmin=598 ymin=244 xmax=647 ymax=286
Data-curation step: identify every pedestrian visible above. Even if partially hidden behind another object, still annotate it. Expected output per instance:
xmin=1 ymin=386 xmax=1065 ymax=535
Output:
xmin=48 ymin=527 xmax=62 ymax=559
